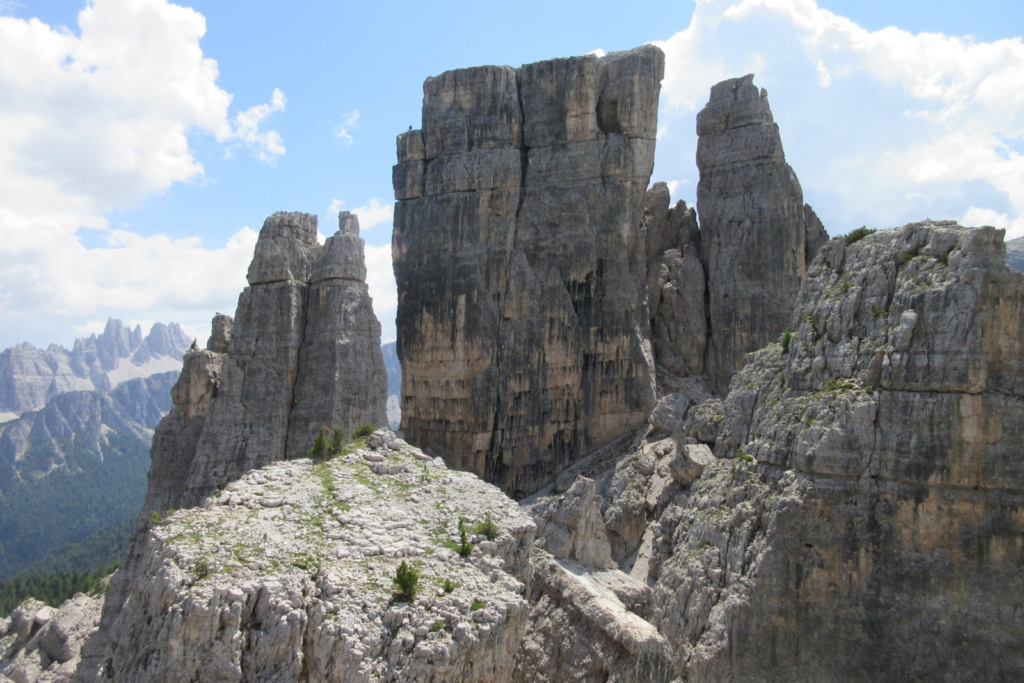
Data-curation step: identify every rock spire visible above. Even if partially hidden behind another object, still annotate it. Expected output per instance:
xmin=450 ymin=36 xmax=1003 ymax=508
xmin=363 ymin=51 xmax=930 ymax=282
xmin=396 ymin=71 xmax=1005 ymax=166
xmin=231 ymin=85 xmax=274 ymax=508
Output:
xmin=696 ymin=74 xmax=827 ymax=393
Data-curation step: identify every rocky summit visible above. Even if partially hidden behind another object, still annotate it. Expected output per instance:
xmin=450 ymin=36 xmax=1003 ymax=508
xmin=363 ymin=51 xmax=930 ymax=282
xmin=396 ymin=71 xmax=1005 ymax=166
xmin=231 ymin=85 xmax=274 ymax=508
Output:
xmin=0 ymin=319 xmax=191 ymax=421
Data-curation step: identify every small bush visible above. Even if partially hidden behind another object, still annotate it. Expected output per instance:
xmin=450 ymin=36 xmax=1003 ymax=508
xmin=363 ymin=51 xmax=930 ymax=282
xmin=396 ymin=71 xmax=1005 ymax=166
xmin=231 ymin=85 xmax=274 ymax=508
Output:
xmin=470 ymin=600 xmax=486 ymax=611
xmin=329 ymin=427 xmax=345 ymax=457
xmin=194 ymin=559 xmax=210 ymax=580
xmin=440 ymin=578 xmax=458 ymax=594
xmin=473 ymin=513 xmax=500 ymax=541
xmin=844 ymin=226 xmax=876 ymax=245
xmin=149 ymin=510 xmax=162 ymax=525
xmin=308 ymin=427 xmax=329 ymax=460
xmin=780 ymin=328 xmax=792 ymax=354
xmin=457 ymin=518 xmax=474 ymax=558
xmin=352 ymin=422 xmax=375 ymax=439
xmin=394 ymin=560 xmax=419 ymax=601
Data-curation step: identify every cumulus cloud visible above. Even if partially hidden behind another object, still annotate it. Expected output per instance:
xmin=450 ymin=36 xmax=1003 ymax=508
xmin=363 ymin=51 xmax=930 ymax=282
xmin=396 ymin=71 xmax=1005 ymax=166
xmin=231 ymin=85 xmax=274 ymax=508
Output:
xmin=0 ymin=0 xmax=283 ymax=347
xmin=234 ymin=88 xmax=287 ymax=161
xmin=334 ymin=110 xmax=361 ymax=147
xmin=653 ymin=0 xmax=1024 ymax=238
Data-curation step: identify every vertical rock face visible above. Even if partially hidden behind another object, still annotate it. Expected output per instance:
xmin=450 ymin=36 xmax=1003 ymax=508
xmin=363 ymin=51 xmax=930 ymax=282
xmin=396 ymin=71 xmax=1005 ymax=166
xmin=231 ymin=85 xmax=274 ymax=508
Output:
xmin=643 ymin=182 xmax=707 ymax=383
xmin=652 ymin=222 xmax=1024 ymax=680
xmin=394 ymin=46 xmax=663 ymax=498
xmin=696 ymin=75 xmax=828 ymax=394
xmin=152 ymin=211 xmax=387 ymax=512
xmin=285 ymin=212 xmax=388 ymax=460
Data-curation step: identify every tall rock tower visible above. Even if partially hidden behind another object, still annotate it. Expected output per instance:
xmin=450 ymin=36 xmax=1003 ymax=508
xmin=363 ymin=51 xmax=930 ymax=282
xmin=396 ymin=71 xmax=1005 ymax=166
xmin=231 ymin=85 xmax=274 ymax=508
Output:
xmin=393 ymin=46 xmax=664 ymax=498
xmin=696 ymin=75 xmax=827 ymax=394
xmin=146 ymin=210 xmax=388 ymax=512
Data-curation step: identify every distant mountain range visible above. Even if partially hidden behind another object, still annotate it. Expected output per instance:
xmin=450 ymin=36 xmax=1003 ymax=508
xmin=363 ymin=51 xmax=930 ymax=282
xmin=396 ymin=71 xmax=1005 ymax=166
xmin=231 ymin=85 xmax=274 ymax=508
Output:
xmin=1006 ymin=236 xmax=1024 ymax=273
xmin=0 ymin=320 xmax=191 ymax=581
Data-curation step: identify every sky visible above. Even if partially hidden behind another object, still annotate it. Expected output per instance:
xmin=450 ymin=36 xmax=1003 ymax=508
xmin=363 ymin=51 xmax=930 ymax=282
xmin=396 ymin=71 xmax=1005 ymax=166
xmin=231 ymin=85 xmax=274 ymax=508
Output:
xmin=0 ymin=0 xmax=1022 ymax=350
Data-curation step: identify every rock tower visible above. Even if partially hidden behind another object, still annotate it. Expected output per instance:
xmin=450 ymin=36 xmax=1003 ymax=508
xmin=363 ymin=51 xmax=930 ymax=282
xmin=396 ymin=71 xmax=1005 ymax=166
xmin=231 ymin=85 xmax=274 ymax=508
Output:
xmin=393 ymin=46 xmax=664 ymax=498
xmin=696 ymin=75 xmax=828 ymax=393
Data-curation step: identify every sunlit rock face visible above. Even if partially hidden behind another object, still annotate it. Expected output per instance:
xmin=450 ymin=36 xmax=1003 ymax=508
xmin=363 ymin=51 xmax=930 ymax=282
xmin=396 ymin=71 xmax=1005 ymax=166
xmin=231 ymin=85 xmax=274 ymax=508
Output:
xmin=696 ymin=74 xmax=828 ymax=394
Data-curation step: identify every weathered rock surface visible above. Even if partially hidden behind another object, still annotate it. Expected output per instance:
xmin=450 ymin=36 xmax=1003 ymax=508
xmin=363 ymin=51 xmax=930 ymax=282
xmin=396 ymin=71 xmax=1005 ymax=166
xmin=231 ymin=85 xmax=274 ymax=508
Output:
xmin=643 ymin=182 xmax=707 ymax=383
xmin=98 ymin=435 xmax=535 ymax=682
xmin=0 ymin=319 xmax=190 ymax=419
xmin=696 ymin=75 xmax=828 ymax=394
xmin=394 ymin=46 xmax=663 ymax=498
xmin=646 ymin=221 xmax=1024 ymax=681
xmin=156 ymin=211 xmax=387 ymax=512
xmin=1 ymin=594 xmax=102 ymax=682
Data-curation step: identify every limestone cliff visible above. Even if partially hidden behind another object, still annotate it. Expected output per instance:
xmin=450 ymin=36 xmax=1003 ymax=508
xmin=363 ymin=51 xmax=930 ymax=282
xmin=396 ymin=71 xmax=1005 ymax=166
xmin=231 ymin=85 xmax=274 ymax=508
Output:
xmin=393 ymin=46 xmax=664 ymax=498
xmin=648 ymin=221 xmax=1024 ymax=680
xmin=696 ymin=75 xmax=828 ymax=394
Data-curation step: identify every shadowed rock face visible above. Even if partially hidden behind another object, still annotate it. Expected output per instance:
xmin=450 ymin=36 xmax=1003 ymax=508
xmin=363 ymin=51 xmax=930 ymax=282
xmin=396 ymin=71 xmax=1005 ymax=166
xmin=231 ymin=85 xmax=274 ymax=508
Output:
xmin=393 ymin=46 xmax=664 ymax=498
xmin=696 ymin=75 xmax=828 ymax=394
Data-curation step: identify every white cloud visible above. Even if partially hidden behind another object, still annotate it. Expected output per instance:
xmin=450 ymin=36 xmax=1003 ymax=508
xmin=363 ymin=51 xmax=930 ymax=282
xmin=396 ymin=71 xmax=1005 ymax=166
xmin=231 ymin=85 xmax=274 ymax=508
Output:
xmin=234 ymin=88 xmax=287 ymax=161
xmin=324 ymin=197 xmax=394 ymax=232
xmin=364 ymin=243 xmax=396 ymax=343
xmin=653 ymin=0 xmax=1024 ymax=239
xmin=334 ymin=109 xmax=361 ymax=147
xmin=0 ymin=0 xmax=281 ymax=348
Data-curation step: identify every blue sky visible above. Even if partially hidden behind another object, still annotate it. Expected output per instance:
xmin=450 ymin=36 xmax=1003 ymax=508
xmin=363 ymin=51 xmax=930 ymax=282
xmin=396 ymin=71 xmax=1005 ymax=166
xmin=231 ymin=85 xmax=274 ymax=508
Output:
xmin=0 ymin=0 xmax=1022 ymax=349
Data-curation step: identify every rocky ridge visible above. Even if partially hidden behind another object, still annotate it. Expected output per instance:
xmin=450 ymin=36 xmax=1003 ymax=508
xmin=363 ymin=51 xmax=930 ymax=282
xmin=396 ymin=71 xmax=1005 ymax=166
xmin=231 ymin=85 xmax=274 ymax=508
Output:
xmin=99 ymin=433 xmax=535 ymax=682
xmin=74 ymin=210 xmax=389 ymax=680
xmin=10 ymin=46 xmax=1022 ymax=683
xmin=149 ymin=211 xmax=387 ymax=513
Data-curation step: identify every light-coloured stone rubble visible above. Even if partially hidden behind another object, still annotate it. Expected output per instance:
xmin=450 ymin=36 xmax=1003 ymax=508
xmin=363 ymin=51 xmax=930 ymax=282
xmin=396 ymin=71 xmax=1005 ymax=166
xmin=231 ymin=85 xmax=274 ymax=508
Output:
xmin=100 ymin=433 xmax=535 ymax=682
xmin=1 ymin=594 xmax=102 ymax=682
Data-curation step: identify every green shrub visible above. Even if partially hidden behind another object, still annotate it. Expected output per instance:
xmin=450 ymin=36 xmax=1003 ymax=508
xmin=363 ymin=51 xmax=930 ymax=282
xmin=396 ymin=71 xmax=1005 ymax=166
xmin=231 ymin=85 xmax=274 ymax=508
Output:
xmin=473 ymin=513 xmax=500 ymax=541
xmin=780 ymin=328 xmax=792 ymax=354
xmin=440 ymin=578 xmax=458 ymax=594
xmin=352 ymin=422 xmax=375 ymax=439
xmin=194 ymin=559 xmax=210 ymax=580
xmin=308 ymin=427 xmax=329 ymax=460
xmin=844 ymin=226 xmax=876 ymax=245
xmin=329 ymin=427 xmax=345 ymax=457
xmin=470 ymin=600 xmax=486 ymax=611
xmin=457 ymin=518 xmax=474 ymax=558
xmin=149 ymin=510 xmax=162 ymax=525
xmin=394 ymin=560 xmax=419 ymax=601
